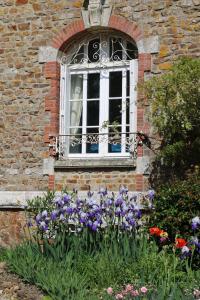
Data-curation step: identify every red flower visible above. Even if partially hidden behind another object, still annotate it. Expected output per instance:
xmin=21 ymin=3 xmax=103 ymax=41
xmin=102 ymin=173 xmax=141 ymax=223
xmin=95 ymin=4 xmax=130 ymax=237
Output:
xmin=149 ymin=227 xmax=163 ymax=237
xmin=175 ymin=238 xmax=187 ymax=248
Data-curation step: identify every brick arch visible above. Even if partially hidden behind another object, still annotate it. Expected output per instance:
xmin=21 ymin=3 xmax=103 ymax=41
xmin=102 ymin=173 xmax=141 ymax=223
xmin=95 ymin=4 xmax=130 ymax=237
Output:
xmin=50 ymin=16 xmax=143 ymax=52
xmin=44 ymin=16 xmax=151 ymax=190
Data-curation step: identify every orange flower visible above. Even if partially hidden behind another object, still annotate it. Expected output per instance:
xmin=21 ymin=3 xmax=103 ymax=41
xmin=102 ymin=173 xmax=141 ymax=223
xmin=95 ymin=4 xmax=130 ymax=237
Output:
xmin=149 ymin=227 xmax=163 ymax=236
xmin=175 ymin=238 xmax=187 ymax=248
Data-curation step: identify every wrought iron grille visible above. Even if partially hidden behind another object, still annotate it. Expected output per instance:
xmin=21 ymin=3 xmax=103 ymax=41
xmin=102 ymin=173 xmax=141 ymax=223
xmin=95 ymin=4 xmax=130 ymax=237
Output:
xmin=60 ymin=36 xmax=138 ymax=67
xmin=49 ymin=132 xmax=150 ymax=160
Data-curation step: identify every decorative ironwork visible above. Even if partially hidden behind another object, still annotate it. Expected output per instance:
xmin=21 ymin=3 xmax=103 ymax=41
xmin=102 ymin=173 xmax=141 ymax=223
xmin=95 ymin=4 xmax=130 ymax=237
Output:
xmin=60 ymin=36 xmax=138 ymax=67
xmin=53 ymin=132 xmax=151 ymax=160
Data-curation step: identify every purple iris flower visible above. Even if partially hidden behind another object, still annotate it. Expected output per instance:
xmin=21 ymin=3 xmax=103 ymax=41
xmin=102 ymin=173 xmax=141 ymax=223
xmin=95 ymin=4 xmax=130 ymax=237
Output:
xmin=59 ymin=213 xmax=65 ymax=221
xmin=115 ymin=207 xmax=121 ymax=216
xmin=92 ymin=221 xmax=99 ymax=231
xmin=115 ymin=197 xmax=124 ymax=207
xmin=87 ymin=198 xmax=97 ymax=207
xmin=76 ymin=198 xmax=83 ymax=207
xmin=36 ymin=214 xmax=41 ymax=224
xmin=39 ymin=221 xmax=48 ymax=231
xmin=119 ymin=186 xmax=128 ymax=194
xmin=190 ymin=237 xmax=200 ymax=253
xmin=180 ymin=246 xmax=191 ymax=260
xmin=148 ymin=189 xmax=155 ymax=200
xmin=121 ymin=222 xmax=129 ymax=230
xmin=128 ymin=218 xmax=135 ymax=226
xmin=79 ymin=212 xmax=87 ymax=224
xmin=105 ymin=198 xmax=113 ymax=206
xmin=87 ymin=220 xmax=93 ymax=228
xmin=51 ymin=210 xmax=58 ymax=221
xmin=191 ymin=216 xmax=200 ymax=231
xmin=135 ymin=210 xmax=142 ymax=219
xmin=54 ymin=197 xmax=64 ymax=207
xmin=63 ymin=194 xmax=71 ymax=204
xmin=130 ymin=194 xmax=137 ymax=202
xmin=126 ymin=212 xmax=133 ymax=221
xmin=98 ymin=187 xmax=107 ymax=196
xmin=87 ymin=191 xmax=94 ymax=198
xmin=41 ymin=210 xmax=48 ymax=218
xmin=66 ymin=207 xmax=74 ymax=214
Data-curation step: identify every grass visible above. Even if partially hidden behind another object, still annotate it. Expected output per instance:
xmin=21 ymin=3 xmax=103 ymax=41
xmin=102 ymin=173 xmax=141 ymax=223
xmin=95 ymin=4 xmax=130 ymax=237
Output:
xmin=3 ymin=232 xmax=200 ymax=300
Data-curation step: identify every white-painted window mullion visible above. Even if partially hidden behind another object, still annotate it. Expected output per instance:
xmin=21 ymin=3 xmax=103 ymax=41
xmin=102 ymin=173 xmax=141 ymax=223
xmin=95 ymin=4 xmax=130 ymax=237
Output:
xmin=130 ymin=59 xmax=138 ymax=153
xmin=121 ymin=69 xmax=127 ymax=154
xmin=82 ymin=73 xmax=87 ymax=154
xmin=99 ymin=70 xmax=108 ymax=155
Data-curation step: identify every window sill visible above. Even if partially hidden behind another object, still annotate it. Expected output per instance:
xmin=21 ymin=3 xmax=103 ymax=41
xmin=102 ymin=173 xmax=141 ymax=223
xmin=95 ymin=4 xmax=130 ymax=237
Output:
xmin=54 ymin=157 xmax=136 ymax=169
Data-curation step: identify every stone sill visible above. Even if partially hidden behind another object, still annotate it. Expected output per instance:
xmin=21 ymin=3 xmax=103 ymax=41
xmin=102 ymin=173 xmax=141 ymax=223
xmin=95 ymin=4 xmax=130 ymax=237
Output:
xmin=54 ymin=157 xmax=136 ymax=169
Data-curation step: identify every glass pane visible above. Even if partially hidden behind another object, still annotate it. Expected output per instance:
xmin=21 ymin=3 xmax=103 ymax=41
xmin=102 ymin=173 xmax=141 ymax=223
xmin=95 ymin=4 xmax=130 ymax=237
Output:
xmin=110 ymin=38 xmax=123 ymax=61
xmin=87 ymin=101 xmax=99 ymax=126
xmin=108 ymin=127 xmax=121 ymax=153
xmin=126 ymin=71 xmax=130 ymax=97
xmin=127 ymin=42 xmax=138 ymax=60
xmin=70 ymin=101 xmax=83 ymax=127
xmin=86 ymin=128 xmax=99 ymax=153
xmin=87 ymin=73 xmax=100 ymax=99
xmin=126 ymin=98 xmax=130 ymax=125
xmin=109 ymin=99 xmax=122 ymax=125
xmin=71 ymin=45 xmax=84 ymax=64
xmin=70 ymin=74 xmax=83 ymax=100
xmin=69 ymin=128 xmax=82 ymax=154
xmin=109 ymin=71 xmax=122 ymax=97
xmin=88 ymin=39 xmax=100 ymax=63
xmin=126 ymin=125 xmax=130 ymax=153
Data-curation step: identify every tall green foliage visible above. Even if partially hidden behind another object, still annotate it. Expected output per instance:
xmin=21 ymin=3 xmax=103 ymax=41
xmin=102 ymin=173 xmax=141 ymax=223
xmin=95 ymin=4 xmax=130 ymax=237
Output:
xmin=144 ymin=57 xmax=200 ymax=182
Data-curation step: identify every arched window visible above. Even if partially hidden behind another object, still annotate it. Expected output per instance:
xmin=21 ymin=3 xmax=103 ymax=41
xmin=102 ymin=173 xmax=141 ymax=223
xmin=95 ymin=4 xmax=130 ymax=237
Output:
xmin=59 ymin=33 xmax=138 ymax=158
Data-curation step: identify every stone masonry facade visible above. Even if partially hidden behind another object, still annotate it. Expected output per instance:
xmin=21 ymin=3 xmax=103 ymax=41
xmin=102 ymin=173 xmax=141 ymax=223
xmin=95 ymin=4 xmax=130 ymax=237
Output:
xmin=0 ymin=0 xmax=200 ymax=245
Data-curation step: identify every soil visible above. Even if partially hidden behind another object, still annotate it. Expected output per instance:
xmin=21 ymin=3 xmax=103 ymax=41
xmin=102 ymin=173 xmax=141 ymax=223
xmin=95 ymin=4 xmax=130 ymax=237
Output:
xmin=0 ymin=262 xmax=44 ymax=300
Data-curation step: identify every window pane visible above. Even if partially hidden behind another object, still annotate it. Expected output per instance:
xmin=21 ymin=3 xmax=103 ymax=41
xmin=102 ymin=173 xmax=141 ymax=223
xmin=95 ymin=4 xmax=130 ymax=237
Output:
xmin=70 ymin=74 xmax=83 ymax=100
xmin=71 ymin=45 xmax=84 ymax=64
xmin=87 ymin=73 xmax=100 ymax=99
xmin=109 ymin=99 xmax=122 ymax=125
xmin=108 ymin=127 xmax=121 ymax=153
xmin=126 ymin=125 xmax=130 ymax=153
xmin=110 ymin=38 xmax=123 ymax=61
xmin=87 ymin=100 xmax=99 ymax=126
xmin=69 ymin=128 xmax=82 ymax=154
xmin=109 ymin=71 xmax=122 ymax=98
xmin=127 ymin=42 xmax=138 ymax=60
xmin=86 ymin=128 xmax=99 ymax=153
xmin=126 ymin=98 xmax=130 ymax=125
xmin=126 ymin=71 xmax=130 ymax=97
xmin=70 ymin=101 xmax=83 ymax=127
xmin=88 ymin=39 xmax=100 ymax=63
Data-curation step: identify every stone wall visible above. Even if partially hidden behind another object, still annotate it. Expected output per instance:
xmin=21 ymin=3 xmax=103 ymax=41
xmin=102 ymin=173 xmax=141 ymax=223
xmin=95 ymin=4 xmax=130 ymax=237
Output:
xmin=55 ymin=169 xmax=149 ymax=192
xmin=0 ymin=210 xmax=26 ymax=247
xmin=0 ymin=0 xmax=199 ymax=194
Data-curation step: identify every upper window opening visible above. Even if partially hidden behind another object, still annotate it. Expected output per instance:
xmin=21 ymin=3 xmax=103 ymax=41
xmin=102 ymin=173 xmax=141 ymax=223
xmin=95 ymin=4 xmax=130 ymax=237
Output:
xmin=61 ymin=34 xmax=138 ymax=67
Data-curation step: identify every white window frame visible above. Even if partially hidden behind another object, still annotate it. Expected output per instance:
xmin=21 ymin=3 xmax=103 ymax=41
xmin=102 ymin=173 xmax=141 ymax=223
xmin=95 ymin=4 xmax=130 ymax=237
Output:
xmin=59 ymin=37 xmax=138 ymax=159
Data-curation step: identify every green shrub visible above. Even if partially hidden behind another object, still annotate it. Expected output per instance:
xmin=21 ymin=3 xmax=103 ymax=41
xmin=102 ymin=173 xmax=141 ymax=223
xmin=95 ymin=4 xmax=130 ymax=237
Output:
xmin=143 ymin=57 xmax=200 ymax=182
xmin=148 ymin=174 xmax=200 ymax=240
